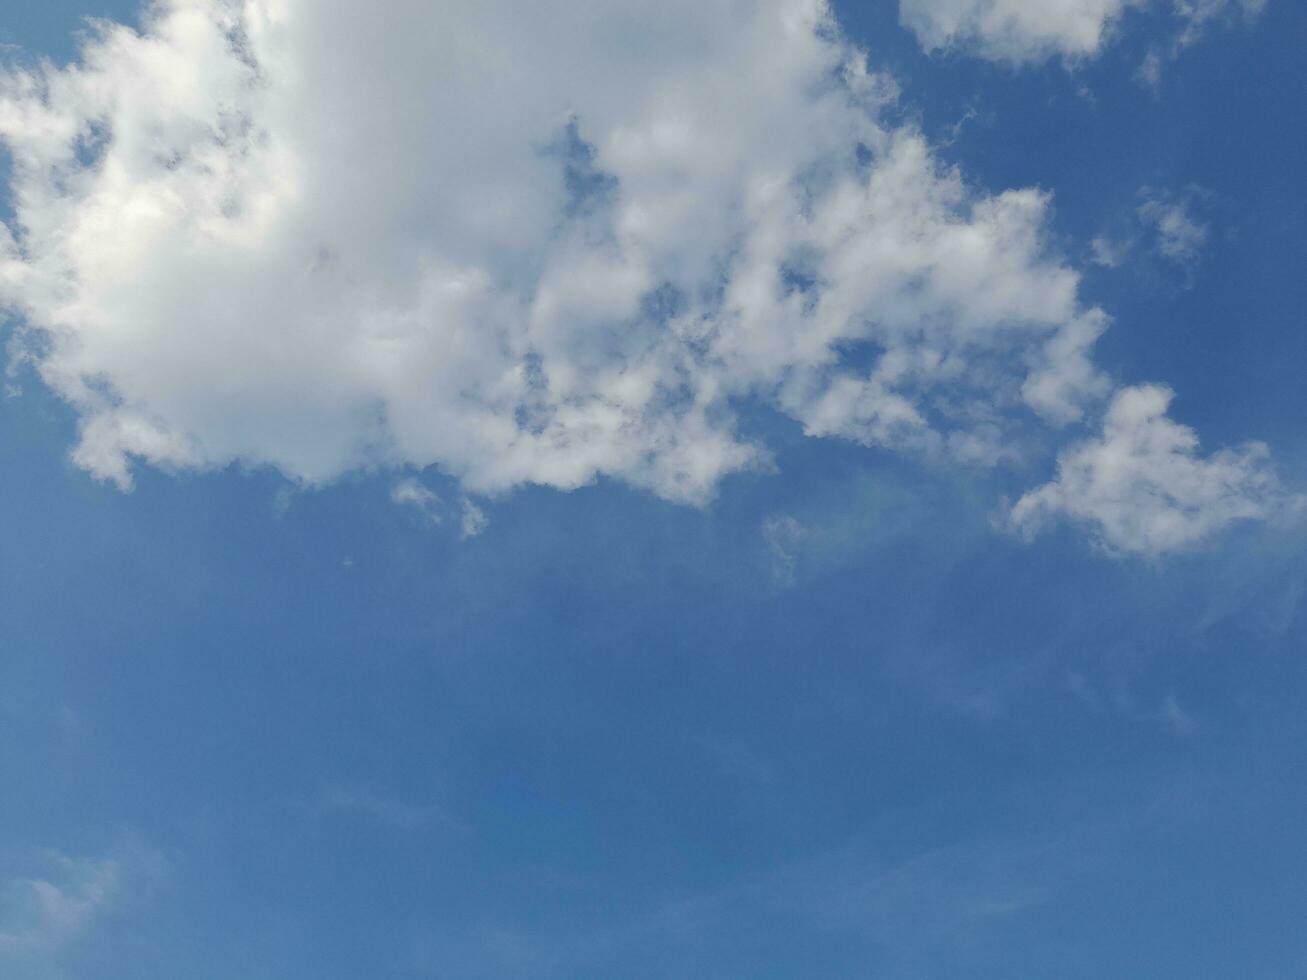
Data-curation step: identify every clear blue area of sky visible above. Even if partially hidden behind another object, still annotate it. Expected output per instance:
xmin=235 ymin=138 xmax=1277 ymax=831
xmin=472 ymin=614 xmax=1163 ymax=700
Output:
xmin=1 ymin=2 xmax=1305 ymax=978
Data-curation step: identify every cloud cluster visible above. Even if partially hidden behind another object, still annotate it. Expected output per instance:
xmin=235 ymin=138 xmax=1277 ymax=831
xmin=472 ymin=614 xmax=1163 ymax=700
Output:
xmin=1091 ymin=186 xmax=1211 ymax=278
xmin=899 ymin=0 xmax=1266 ymax=66
xmin=0 ymin=0 xmax=1106 ymax=505
xmin=1011 ymin=385 xmax=1297 ymax=555
xmin=0 ymin=0 xmax=1287 ymax=555
xmin=391 ymin=477 xmax=487 ymax=536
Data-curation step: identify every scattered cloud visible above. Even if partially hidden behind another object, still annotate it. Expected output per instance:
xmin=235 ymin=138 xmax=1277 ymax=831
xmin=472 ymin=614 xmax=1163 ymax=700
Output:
xmin=1137 ymin=189 xmax=1209 ymax=266
xmin=321 ymin=785 xmax=462 ymax=833
xmin=1138 ymin=0 xmax=1267 ymax=86
xmin=899 ymin=0 xmax=1267 ymax=69
xmin=1089 ymin=234 xmax=1131 ymax=269
xmin=272 ymin=484 xmax=297 ymax=517
xmin=393 ymin=479 xmax=490 ymax=538
xmin=762 ymin=514 xmax=809 ymax=587
xmin=899 ymin=0 xmax=1137 ymax=63
xmin=391 ymin=477 xmax=443 ymax=525
xmin=0 ymin=855 xmax=117 ymax=953
xmin=1010 ymin=384 xmax=1300 ymax=555
xmin=1064 ymin=672 xmax=1203 ymax=735
xmin=1090 ymin=186 xmax=1211 ymax=280
xmin=0 ymin=846 xmax=162 ymax=961
xmin=460 ymin=498 xmax=489 ymax=540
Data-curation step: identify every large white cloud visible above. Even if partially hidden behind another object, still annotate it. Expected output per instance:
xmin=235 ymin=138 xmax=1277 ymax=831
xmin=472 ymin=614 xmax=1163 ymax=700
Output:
xmin=898 ymin=0 xmax=1266 ymax=65
xmin=0 ymin=0 xmax=1288 ymax=555
xmin=0 ymin=0 xmax=1111 ymax=505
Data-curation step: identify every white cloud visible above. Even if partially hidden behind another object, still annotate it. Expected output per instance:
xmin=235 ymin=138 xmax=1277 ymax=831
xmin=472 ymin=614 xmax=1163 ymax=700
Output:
xmin=762 ymin=514 xmax=809 ymax=586
xmin=460 ymin=498 xmax=489 ymax=540
xmin=0 ymin=0 xmax=1287 ymax=555
xmin=1090 ymin=186 xmax=1211 ymax=275
xmin=899 ymin=0 xmax=1136 ymax=63
xmin=1137 ymin=190 xmax=1208 ymax=266
xmin=1090 ymin=235 xmax=1132 ymax=269
xmin=1021 ymin=310 xmax=1112 ymax=427
xmin=0 ymin=0 xmax=1109 ymax=507
xmin=1172 ymin=0 xmax=1267 ymax=45
xmin=899 ymin=0 xmax=1266 ymax=66
xmin=1010 ymin=385 xmax=1299 ymax=555
xmin=391 ymin=477 xmax=442 ymax=525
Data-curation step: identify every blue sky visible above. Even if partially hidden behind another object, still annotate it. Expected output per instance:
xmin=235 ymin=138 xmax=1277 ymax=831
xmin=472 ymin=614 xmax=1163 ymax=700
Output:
xmin=1 ymin=2 xmax=1305 ymax=978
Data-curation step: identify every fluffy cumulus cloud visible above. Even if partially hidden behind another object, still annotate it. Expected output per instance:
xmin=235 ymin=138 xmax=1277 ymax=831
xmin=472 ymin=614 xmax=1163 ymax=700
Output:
xmin=0 ymin=0 xmax=1286 ymax=554
xmin=899 ymin=0 xmax=1266 ymax=65
xmin=1010 ymin=385 xmax=1298 ymax=555
xmin=0 ymin=0 xmax=1110 ymax=506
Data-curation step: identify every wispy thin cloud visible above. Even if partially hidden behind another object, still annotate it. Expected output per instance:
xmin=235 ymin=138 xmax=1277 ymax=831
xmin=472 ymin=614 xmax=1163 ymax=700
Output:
xmin=321 ymin=785 xmax=465 ymax=834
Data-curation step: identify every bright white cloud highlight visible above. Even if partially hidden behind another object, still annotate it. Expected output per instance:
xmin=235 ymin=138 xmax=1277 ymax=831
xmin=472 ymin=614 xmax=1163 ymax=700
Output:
xmin=1010 ymin=385 xmax=1297 ymax=555
xmin=899 ymin=0 xmax=1266 ymax=65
